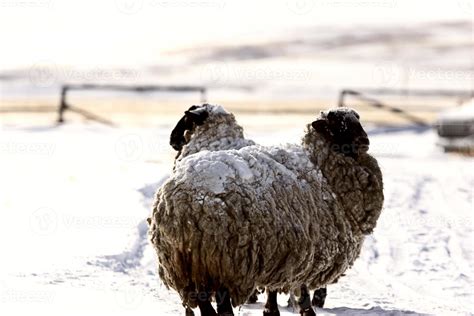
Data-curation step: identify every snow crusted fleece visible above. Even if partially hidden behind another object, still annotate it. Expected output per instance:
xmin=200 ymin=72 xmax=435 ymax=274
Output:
xmin=149 ymin=106 xmax=384 ymax=308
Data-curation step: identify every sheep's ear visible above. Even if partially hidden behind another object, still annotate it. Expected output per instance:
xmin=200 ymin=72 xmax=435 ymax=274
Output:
xmin=312 ymin=119 xmax=332 ymax=139
xmin=185 ymin=108 xmax=209 ymax=125
xmin=351 ymin=109 xmax=360 ymax=120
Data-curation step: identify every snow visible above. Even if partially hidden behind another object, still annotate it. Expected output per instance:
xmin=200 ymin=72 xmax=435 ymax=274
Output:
xmin=175 ymin=144 xmax=311 ymax=195
xmin=438 ymin=99 xmax=474 ymax=121
xmin=177 ymin=151 xmax=237 ymax=194
xmin=0 ymin=122 xmax=473 ymax=315
xmin=211 ymin=105 xmax=229 ymax=115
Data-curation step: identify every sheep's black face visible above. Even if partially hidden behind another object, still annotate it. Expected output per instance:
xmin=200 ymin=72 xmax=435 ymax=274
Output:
xmin=312 ymin=108 xmax=369 ymax=159
xmin=170 ymin=105 xmax=209 ymax=151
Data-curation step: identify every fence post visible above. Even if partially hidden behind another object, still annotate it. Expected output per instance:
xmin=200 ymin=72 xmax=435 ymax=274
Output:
xmin=57 ymin=85 xmax=68 ymax=123
xmin=338 ymin=90 xmax=347 ymax=107
xmin=200 ymin=88 xmax=207 ymax=103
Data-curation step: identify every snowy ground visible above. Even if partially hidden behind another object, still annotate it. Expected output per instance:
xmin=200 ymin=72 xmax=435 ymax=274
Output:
xmin=0 ymin=120 xmax=473 ymax=316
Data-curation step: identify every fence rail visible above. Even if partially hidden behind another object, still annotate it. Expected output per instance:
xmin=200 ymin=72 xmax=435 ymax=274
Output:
xmin=338 ymin=88 xmax=473 ymax=126
xmin=57 ymin=84 xmax=207 ymax=123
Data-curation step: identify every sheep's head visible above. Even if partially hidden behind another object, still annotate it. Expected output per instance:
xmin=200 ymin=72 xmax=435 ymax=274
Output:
xmin=170 ymin=104 xmax=230 ymax=151
xmin=170 ymin=105 xmax=209 ymax=151
xmin=311 ymin=107 xmax=369 ymax=159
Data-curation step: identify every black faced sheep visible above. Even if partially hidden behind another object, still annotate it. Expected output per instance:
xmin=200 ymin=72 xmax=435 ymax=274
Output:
xmin=148 ymin=107 xmax=384 ymax=316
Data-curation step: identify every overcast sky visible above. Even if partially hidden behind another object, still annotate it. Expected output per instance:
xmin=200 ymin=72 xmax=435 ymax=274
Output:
xmin=0 ymin=0 xmax=472 ymax=69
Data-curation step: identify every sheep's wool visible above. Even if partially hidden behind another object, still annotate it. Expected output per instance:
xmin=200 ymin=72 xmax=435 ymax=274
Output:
xmin=150 ymin=106 xmax=384 ymax=308
xmin=175 ymin=144 xmax=316 ymax=195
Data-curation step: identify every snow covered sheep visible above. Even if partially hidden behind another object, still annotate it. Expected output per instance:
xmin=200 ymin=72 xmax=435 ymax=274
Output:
xmin=148 ymin=106 xmax=384 ymax=316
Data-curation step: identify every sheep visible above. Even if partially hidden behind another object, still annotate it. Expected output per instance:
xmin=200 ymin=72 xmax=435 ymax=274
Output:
xmin=263 ymin=108 xmax=385 ymax=316
xmin=148 ymin=107 xmax=384 ymax=316
xmin=167 ymin=103 xmax=328 ymax=313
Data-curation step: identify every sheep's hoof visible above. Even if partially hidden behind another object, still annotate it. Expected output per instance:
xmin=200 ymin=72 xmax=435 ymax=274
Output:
xmin=300 ymin=307 xmax=316 ymax=316
xmin=185 ymin=307 xmax=195 ymax=316
xmin=311 ymin=296 xmax=325 ymax=308
xmin=287 ymin=298 xmax=301 ymax=313
xmin=312 ymin=288 xmax=327 ymax=308
xmin=246 ymin=291 xmax=259 ymax=304
xmin=287 ymin=298 xmax=297 ymax=311
xmin=263 ymin=308 xmax=280 ymax=316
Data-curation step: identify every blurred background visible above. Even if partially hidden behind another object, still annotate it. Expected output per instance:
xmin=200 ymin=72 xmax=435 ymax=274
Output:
xmin=0 ymin=0 xmax=472 ymax=126
xmin=0 ymin=1 xmax=473 ymax=315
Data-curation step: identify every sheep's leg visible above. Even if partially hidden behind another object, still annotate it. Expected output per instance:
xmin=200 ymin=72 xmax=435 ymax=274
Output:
xmin=287 ymin=291 xmax=297 ymax=311
xmin=246 ymin=289 xmax=259 ymax=304
xmin=263 ymin=290 xmax=280 ymax=316
xmin=185 ymin=306 xmax=195 ymax=316
xmin=197 ymin=291 xmax=217 ymax=316
xmin=297 ymin=285 xmax=315 ymax=316
xmin=216 ymin=286 xmax=234 ymax=316
xmin=311 ymin=287 xmax=327 ymax=308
